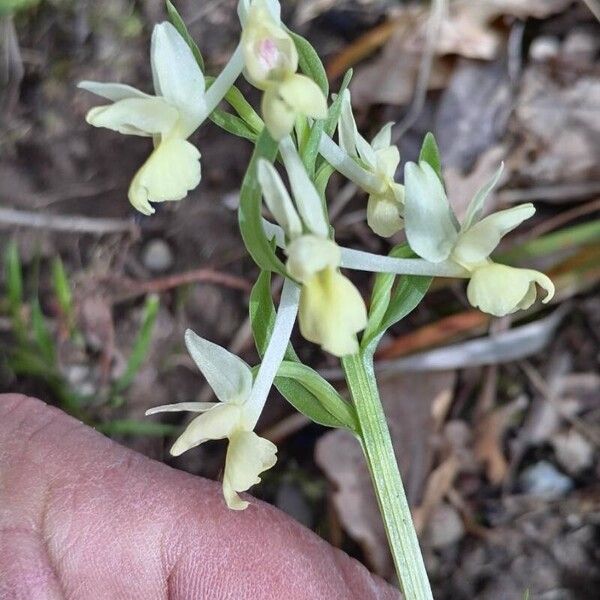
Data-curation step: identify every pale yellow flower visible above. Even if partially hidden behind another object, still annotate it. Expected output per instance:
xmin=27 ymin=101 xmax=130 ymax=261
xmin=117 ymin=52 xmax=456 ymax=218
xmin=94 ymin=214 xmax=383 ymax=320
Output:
xmin=338 ymin=90 xmax=404 ymax=237
xmin=404 ymin=161 xmax=554 ymax=316
xmin=146 ymin=330 xmax=276 ymax=510
xmin=79 ymin=23 xmax=205 ymax=215
xmin=241 ymin=0 xmax=327 ymax=140
xmin=258 ymin=158 xmax=367 ymax=355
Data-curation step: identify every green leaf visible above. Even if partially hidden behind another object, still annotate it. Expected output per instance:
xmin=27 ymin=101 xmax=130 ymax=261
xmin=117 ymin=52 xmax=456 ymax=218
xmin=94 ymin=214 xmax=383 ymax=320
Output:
xmin=97 ymin=419 xmax=179 ymax=437
xmin=7 ymin=346 xmax=83 ymax=414
xmin=289 ymin=30 xmax=329 ymax=97
xmin=0 ymin=0 xmax=39 ymax=16
xmin=238 ymin=129 xmax=287 ymax=275
xmin=210 ymin=108 xmax=257 ymax=142
xmin=322 ymin=69 xmax=353 ymax=138
xmin=277 ymin=361 xmax=358 ymax=431
xmin=363 ymin=267 xmax=396 ymax=347
xmin=206 ymin=75 xmax=264 ymax=135
xmin=222 ymin=85 xmax=263 ymax=132
xmin=299 ymin=120 xmax=324 ymax=179
xmin=4 ymin=240 xmax=25 ymax=340
xmin=361 ymin=245 xmax=432 ymax=353
xmin=114 ymin=294 xmax=160 ymax=394
xmin=314 ymin=160 xmax=335 ymax=199
xmin=51 ymin=256 xmax=74 ymax=329
xmin=31 ymin=299 xmax=56 ymax=365
xmin=419 ymin=132 xmax=443 ymax=182
xmin=249 ymin=268 xmax=299 ymax=361
xmin=380 ymin=250 xmax=432 ymax=333
xmin=165 ymin=0 xmax=205 ymax=70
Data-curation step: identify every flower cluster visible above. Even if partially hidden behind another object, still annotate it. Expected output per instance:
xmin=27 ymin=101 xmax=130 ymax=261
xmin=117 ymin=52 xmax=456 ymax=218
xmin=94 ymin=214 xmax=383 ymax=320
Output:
xmin=82 ymin=0 xmax=555 ymax=510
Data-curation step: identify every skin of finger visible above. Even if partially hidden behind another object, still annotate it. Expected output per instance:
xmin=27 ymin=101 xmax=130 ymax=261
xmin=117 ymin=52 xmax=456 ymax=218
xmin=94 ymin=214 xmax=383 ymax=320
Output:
xmin=0 ymin=395 xmax=400 ymax=600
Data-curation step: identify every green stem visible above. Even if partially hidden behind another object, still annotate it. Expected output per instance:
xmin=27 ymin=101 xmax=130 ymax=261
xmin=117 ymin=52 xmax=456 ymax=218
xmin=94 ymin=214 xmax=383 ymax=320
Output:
xmin=342 ymin=353 xmax=433 ymax=600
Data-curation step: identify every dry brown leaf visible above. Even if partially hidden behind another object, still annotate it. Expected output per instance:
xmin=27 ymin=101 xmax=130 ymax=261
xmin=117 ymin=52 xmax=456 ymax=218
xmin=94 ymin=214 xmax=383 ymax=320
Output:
xmin=315 ymin=370 xmax=455 ymax=577
xmin=376 ymin=310 xmax=490 ymax=360
xmin=346 ymin=0 xmax=572 ymax=107
xmin=474 ymin=396 xmax=527 ymax=485
xmin=510 ymin=69 xmax=600 ymax=186
xmin=413 ymin=455 xmax=460 ymax=534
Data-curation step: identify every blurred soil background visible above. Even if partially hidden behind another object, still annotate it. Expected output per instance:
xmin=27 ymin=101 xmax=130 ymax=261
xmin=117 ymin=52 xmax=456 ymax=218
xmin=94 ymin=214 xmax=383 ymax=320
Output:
xmin=1 ymin=0 xmax=599 ymax=597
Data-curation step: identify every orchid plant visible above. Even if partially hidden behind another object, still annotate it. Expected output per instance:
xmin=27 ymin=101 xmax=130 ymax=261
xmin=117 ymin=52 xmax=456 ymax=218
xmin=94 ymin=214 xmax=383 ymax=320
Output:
xmin=80 ymin=1 xmax=555 ymax=598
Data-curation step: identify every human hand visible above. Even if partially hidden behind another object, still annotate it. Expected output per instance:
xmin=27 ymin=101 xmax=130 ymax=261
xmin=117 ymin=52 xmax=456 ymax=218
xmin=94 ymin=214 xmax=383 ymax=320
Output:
xmin=0 ymin=394 xmax=398 ymax=599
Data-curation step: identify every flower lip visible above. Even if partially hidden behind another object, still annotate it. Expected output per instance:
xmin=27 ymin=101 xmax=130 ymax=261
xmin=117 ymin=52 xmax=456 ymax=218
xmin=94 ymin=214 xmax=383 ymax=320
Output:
xmin=466 ymin=263 xmax=555 ymax=317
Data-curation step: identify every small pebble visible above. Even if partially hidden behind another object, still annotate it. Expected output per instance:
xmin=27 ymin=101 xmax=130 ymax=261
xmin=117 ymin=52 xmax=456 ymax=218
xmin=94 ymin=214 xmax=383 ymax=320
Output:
xmin=519 ymin=461 xmax=573 ymax=499
xmin=142 ymin=238 xmax=173 ymax=272
xmin=426 ymin=503 xmax=465 ymax=549
xmin=551 ymin=429 xmax=594 ymax=475
xmin=529 ymin=36 xmax=560 ymax=62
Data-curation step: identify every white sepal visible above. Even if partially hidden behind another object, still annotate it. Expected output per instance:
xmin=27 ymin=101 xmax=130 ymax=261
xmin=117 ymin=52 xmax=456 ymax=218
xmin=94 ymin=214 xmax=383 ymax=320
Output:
xmin=404 ymin=161 xmax=458 ymax=263
xmin=85 ymin=97 xmax=178 ymax=137
xmin=461 ymin=163 xmax=504 ymax=232
xmin=453 ymin=203 xmax=535 ymax=265
xmin=184 ymin=329 xmax=253 ymax=405
xmin=257 ymin=159 xmax=303 ymax=238
xmin=280 ymin=136 xmax=329 ymax=237
xmin=145 ymin=402 xmax=218 ymax=415
xmin=151 ymin=22 xmax=206 ymax=133
xmin=170 ymin=404 xmax=242 ymax=456
xmin=77 ymin=81 xmax=150 ymax=102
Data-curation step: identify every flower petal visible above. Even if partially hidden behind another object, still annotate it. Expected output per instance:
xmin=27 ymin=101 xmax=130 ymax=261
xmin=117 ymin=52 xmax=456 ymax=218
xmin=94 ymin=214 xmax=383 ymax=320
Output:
xmin=78 ymin=81 xmax=150 ymax=102
xmin=238 ymin=0 xmax=281 ymax=25
xmin=279 ymin=136 xmax=329 ymax=237
xmin=453 ymin=203 xmax=535 ymax=266
xmin=241 ymin=1 xmax=297 ymax=87
xmin=85 ymin=97 xmax=178 ymax=137
xmin=184 ymin=329 xmax=253 ymax=405
xmin=128 ymin=138 xmax=201 ymax=215
xmin=371 ymin=122 xmax=393 ymax=152
xmin=461 ymin=163 xmax=504 ymax=232
xmin=261 ymin=85 xmax=297 ymax=141
xmin=375 ymin=146 xmax=400 ymax=179
xmin=466 ymin=263 xmax=555 ymax=317
xmin=278 ymin=74 xmax=327 ymax=120
xmin=170 ymin=404 xmax=242 ymax=457
xmin=337 ymin=89 xmax=376 ymax=168
xmin=286 ymin=235 xmax=340 ymax=282
xmin=367 ymin=195 xmax=403 ymax=238
xmin=222 ymin=430 xmax=278 ymax=510
xmin=151 ymin=22 xmax=206 ymax=134
xmin=404 ymin=161 xmax=458 ymax=262
xmin=145 ymin=402 xmax=218 ymax=416
xmin=299 ymin=268 xmax=367 ymax=356
xmin=257 ymin=159 xmax=302 ymax=238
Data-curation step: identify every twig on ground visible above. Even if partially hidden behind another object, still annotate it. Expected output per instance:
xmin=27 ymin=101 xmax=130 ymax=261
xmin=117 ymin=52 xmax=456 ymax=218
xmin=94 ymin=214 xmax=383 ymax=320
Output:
xmin=113 ymin=269 xmax=252 ymax=303
xmin=519 ymin=360 xmax=600 ymax=447
xmin=498 ymin=181 xmax=600 ymax=204
xmin=0 ymin=207 xmax=138 ymax=235
xmin=527 ymin=198 xmax=600 ymax=240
